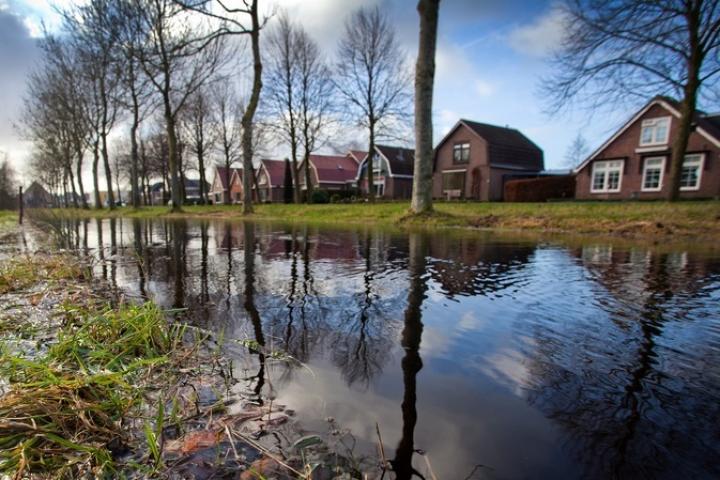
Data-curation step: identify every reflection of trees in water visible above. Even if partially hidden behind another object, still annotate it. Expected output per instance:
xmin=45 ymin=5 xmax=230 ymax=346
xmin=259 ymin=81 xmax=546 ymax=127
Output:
xmin=390 ymin=232 xmax=429 ymax=480
xmin=330 ymin=229 xmax=396 ymax=387
xmin=241 ymin=222 xmax=269 ymax=404
xmin=525 ymin=249 xmax=720 ymax=479
xmin=428 ymin=236 xmax=533 ymax=298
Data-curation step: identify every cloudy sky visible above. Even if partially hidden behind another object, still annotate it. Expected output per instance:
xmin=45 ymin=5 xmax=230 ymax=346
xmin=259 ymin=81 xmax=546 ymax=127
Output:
xmin=0 ymin=0 xmax=635 ymax=184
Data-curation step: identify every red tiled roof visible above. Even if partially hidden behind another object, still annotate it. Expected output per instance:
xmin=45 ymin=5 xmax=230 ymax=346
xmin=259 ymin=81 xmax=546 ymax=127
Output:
xmin=310 ymin=154 xmax=360 ymax=183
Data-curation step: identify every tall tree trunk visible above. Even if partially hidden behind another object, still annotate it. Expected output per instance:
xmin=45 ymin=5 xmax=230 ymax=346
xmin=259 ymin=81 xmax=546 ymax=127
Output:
xmin=668 ymin=6 xmax=702 ymax=201
xmin=92 ymin=139 xmax=101 ymax=209
xmin=410 ymin=0 xmax=440 ymax=214
xmin=198 ymin=146 xmax=207 ymax=204
xmin=367 ymin=125 xmax=375 ymax=202
xmin=130 ymin=105 xmax=141 ymax=208
xmin=303 ymin=152 xmax=313 ymax=202
xmin=66 ymin=162 xmax=79 ymax=209
xmin=242 ymin=0 xmax=263 ymax=215
xmin=165 ymin=103 xmax=182 ymax=212
xmin=75 ymin=145 xmax=89 ymax=209
xmin=100 ymin=77 xmax=115 ymax=210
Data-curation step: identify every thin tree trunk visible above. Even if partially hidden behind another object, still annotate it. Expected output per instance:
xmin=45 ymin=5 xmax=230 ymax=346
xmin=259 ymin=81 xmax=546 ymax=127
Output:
xmin=410 ymin=0 xmax=439 ymax=214
xmin=66 ymin=163 xmax=79 ymax=209
xmin=75 ymin=145 xmax=89 ymax=209
xmin=303 ymin=152 xmax=313 ymax=202
xmin=367 ymin=125 xmax=375 ymax=202
xmin=242 ymin=0 xmax=263 ymax=215
xmin=165 ymin=105 xmax=182 ymax=212
xmin=100 ymin=77 xmax=115 ymax=210
xmin=92 ymin=140 xmax=101 ymax=209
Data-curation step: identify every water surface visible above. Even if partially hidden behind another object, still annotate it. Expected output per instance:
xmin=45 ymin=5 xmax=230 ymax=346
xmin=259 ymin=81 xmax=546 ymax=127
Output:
xmin=47 ymin=218 xmax=720 ymax=479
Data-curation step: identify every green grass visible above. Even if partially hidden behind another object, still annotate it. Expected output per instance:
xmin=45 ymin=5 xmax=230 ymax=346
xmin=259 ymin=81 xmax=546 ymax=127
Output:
xmin=32 ymin=200 xmax=720 ymax=239
xmin=0 ymin=254 xmax=87 ymax=295
xmin=0 ymin=301 xmax=187 ymax=478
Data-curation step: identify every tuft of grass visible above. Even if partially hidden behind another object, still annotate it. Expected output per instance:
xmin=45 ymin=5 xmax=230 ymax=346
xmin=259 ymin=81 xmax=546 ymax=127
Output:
xmin=0 ymin=301 xmax=186 ymax=479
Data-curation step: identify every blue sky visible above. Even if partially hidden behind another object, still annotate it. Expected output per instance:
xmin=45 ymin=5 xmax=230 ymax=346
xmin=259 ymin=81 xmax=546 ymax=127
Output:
xmin=0 ymin=0 xmax=638 ymax=182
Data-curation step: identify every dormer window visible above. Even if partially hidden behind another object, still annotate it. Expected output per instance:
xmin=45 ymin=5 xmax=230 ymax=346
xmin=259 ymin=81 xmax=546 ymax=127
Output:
xmin=453 ymin=143 xmax=470 ymax=163
xmin=639 ymin=117 xmax=670 ymax=146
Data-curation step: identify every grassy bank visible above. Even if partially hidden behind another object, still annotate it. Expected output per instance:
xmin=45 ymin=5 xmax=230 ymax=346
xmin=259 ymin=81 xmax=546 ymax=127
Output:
xmin=36 ymin=200 xmax=720 ymax=239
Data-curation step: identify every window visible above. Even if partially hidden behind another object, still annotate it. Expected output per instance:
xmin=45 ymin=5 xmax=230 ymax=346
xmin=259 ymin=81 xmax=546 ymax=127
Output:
xmin=639 ymin=117 xmax=670 ymax=146
xmin=590 ymin=160 xmax=624 ymax=193
xmin=641 ymin=157 xmax=665 ymax=191
xmin=453 ymin=143 xmax=470 ymax=163
xmin=374 ymin=183 xmax=384 ymax=197
xmin=679 ymin=154 xmax=704 ymax=191
xmin=442 ymin=171 xmax=465 ymax=191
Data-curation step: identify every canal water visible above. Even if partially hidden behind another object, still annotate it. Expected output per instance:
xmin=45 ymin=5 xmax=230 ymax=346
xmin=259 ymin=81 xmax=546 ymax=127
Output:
xmin=46 ymin=218 xmax=720 ymax=479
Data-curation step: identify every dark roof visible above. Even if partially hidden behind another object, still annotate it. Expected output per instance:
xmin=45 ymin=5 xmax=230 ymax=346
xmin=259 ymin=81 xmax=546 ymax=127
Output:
xmin=260 ymin=159 xmax=286 ymax=187
xmin=25 ymin=181 xmax=51 ymax=198
xmin=375 ymin=145 xmax=415 ymax=176
xmin=459 ymin=119 xmax=544 ymax=171
xmin=310 ymin=154 xmax=359 ymax=183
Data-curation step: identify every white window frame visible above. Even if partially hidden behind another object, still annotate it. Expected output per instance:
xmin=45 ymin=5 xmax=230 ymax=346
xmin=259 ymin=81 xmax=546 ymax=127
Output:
xmin=375 ymin=181 xmax=385 ymax=197
xmin=639 ymin=116 xmax=671 ymax=147
xmin=590 ymin=159 xmax=624 ymax=193
xmin=641 ymin=156 xmax=666 ymax=192
xmin=679 ymin=153 xmax=704 ymax=191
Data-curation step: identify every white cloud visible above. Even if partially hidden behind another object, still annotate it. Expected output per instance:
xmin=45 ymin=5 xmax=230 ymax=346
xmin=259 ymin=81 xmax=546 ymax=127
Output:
xmin=506 ymin=5 xmax=566 ymax=58
xmin=475 ymin=79 xmax=494 ymax=97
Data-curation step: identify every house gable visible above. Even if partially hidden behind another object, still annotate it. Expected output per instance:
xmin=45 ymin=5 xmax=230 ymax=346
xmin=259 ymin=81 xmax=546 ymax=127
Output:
xmin=576 ymin=97 xmax=720 ymax=173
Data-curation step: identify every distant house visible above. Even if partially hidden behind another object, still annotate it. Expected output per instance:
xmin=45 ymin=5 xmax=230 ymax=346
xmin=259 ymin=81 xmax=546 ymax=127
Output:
xmin=24 ymin=181 xmax=54 ymax=208
xmin=183 ymin=178 xmax=211 ymax=204
xmin=209 ymin=166 xmax=241 ymax=204
xmin=298 ymin=153 xmax=361 ymax=191
xmin=149 ymin=183 xmax=166 ymax=205
xmin=255 ymin=159 xmax=287 ymax=202
xmin=575 ymin=96 xmax=720 ymax=200
xmin=228 ymin=168 xmax=245 ymax=203
xmin=356 ymin=145 xmax=415 ymax=199
xmin=432 ymin=119 xmax=544 ymax=201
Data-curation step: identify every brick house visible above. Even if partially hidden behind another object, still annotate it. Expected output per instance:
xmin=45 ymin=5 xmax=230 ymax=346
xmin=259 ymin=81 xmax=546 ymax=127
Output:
xmin=432 ymin=119 xmax=544 ymax=201
xmin=228 ymin=169 xmax=245 ymax=203
xmin=297 ymin=153 xmax=361 ymax=191
xmin=255 ymin=159 xmax=287 ymax=202
xmin=356 ymin=145 xmax=415 ymax=199
xmin=209 ymin=166 xmax=241 ymax=204
xmin=575 ymin=96 xmax=720 ymax=200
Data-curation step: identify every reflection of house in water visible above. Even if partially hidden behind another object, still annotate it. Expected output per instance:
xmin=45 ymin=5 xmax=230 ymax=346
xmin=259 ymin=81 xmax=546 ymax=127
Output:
xmin=427 ymin=235 xmax=535 ymax=297
xmin=521 ymin=245 xmax=720 ymax=479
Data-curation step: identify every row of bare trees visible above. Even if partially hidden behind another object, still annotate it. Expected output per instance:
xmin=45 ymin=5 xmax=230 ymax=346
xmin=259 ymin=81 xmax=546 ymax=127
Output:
xmin=19 ymin=0 xmax=422 ymax=211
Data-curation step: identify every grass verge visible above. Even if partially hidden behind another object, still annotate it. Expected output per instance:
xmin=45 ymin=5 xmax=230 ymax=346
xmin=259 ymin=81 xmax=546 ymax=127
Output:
xmin=33 ymin=200 xmax=720 ymax=239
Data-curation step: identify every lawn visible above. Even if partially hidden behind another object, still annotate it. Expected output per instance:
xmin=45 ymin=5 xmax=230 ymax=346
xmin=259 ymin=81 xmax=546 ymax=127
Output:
xmin=29 ymin=200 xmax=720 ymax=239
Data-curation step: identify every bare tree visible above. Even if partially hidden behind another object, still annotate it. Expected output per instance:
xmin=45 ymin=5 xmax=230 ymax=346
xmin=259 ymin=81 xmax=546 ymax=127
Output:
xmin=132 ymin=0 xmax=224 ymax=211
xmin=264 ymin=14 xmax=302 ymax=203
xmin=565 ymin=132 xmax=591 ymax=169
xmin=181 ymin=88 xmax=214 ymax=204
xmin=175 ymin=0 xmax=267 ymax=214
xmin=212 ymin=82 xmax=243 ymax=204
xmin=543 ymin=0 xmax=720 ymax=200
xmin=410 ymin=0 xmax=440 ymax=214
xmin=64 ymin=0 xmax=124 ymax=209
xmin=297 ymin=25 xmax=335 ymax=203
xmin=335 ymin=6 xmax=412 ymax=202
